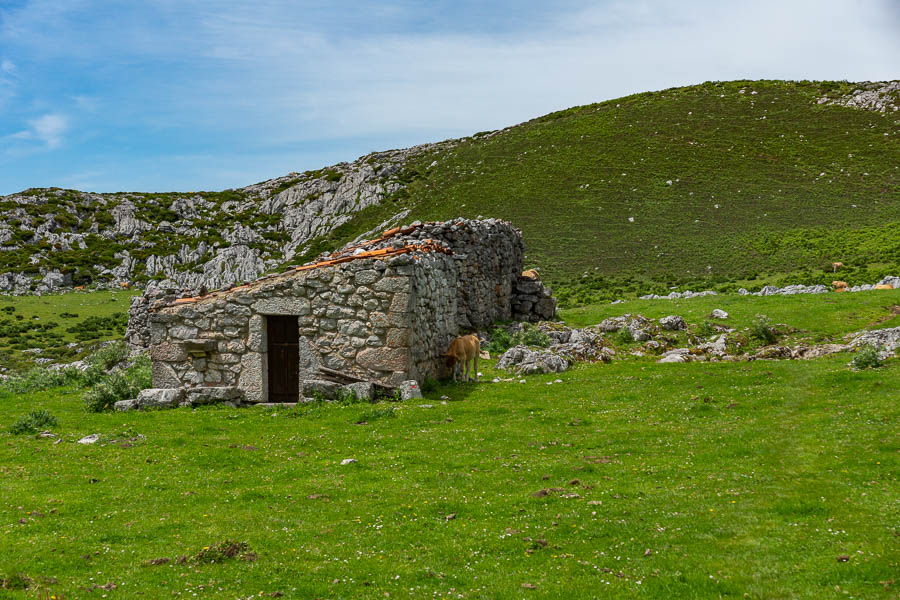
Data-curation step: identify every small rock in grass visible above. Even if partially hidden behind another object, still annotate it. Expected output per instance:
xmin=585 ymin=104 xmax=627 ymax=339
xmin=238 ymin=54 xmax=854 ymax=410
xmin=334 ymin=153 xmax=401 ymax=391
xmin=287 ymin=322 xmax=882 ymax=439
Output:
xmin=398 ymin=380 xmax=422 ymax=400
xmin=340 ymin=458 xmax=358 ymax=466
xmin=77 ymin=434 xmax=101 ymax=445
xmin=711 ymin=309 xmax=729 ymax=319
xmin=114 ymin=399 xmax=139 ymax=412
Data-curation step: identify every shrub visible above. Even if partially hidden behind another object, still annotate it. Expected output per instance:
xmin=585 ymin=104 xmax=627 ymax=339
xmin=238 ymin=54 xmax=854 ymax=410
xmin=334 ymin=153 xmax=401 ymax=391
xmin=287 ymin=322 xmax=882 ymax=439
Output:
xmin=485 ymin=323 xmax=551 ymax=354
xmin=696 ymin=321 xmax=716 ymax=337
xmin=750 ymin=314 xmax=778 ymax=344
xmin=9 ymin=409 xmax=58 ymax=434
xmin=852 ymin=345 xmax=883 ymax=370
xmin=615 ymin=328 xmax=634 ymax=345
xmin=83 ymin=355 xmax=151 ymax=412
xmin=485 ymin=327 xmax=513 ymax=355
xmin=0 ymin=367 xmax=82 ymax=396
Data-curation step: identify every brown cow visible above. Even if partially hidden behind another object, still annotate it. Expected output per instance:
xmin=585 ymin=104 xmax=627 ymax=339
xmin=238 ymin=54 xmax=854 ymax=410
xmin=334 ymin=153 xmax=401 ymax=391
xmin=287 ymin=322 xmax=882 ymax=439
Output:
xmin=522 ymin=268 xmax=541 ymax=280
xmin=831 ymin=262 xmax=844 ymax=272
xmin=832 ymin=281 xmax=848 ymax=292
xmin=875 ymin=284 xmax=894 ymax=290
xmin=444 ymin=334 xmax=480 ymax=382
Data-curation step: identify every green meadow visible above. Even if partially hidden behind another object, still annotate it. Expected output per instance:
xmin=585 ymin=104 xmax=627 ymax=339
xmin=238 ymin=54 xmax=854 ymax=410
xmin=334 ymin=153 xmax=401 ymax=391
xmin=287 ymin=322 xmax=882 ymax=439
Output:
xmin=1 ymin=290 xmax=898 ymax=598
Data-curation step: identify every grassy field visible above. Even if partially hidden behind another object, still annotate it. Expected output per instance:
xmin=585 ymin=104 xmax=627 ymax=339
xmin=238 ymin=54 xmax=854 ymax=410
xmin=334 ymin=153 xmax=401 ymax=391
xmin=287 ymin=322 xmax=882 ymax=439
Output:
xmin=0 ymin=291 xmax=136 ymax=371
xmin=1 ymin=291 xmax=898 ymax=598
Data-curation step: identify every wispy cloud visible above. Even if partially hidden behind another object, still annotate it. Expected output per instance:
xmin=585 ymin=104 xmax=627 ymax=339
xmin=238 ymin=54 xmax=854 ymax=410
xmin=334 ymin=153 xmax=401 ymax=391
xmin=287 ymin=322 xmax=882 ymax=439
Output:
xmin=0 ymin=0 xmax=898 ymax=194
xmin=10 ymin=112 xmax=69 ymax=149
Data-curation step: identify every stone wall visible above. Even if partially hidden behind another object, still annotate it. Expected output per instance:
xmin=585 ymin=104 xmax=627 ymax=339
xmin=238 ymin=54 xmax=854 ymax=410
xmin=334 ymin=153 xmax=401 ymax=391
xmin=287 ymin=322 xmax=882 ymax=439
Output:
xmin=337 ymin=218 xmax=555 ymax=328
xmin=147 ymin=249 xmax=458 ymax=403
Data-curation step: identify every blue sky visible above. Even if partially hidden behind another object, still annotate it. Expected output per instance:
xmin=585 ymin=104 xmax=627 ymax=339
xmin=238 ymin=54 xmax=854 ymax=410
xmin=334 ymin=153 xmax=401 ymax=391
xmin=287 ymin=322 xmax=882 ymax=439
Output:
xmin=1 ymin=0 xmax=898 ymax=195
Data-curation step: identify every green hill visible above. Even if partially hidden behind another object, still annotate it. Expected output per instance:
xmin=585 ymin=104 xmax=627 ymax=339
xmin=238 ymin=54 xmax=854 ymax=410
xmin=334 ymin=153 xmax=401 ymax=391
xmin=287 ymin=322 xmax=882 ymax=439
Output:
xmin=323 ymin=80 xmax=899 ymax=301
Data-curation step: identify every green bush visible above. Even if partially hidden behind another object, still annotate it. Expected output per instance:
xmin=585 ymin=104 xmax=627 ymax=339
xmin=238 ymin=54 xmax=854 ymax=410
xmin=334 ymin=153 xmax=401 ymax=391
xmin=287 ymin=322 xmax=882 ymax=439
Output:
xmin=852 ymin=345 xmax=883 ymax=370
xmin=485 ymin=324 xmax=550 ymax=355
xmin=751 ymin=314 xmax=778 ymax=344
xmin=0 ymin=367 xmax=82 ymax=396
xmin=695 ymin=321 xmax=716 ymax=337
xmin=485 ymin=327 xmax=513 ymax=355
xmin=9 ymin=409 xmax=58 ymax=434
xmin=615 ymin=328 xmax=634 ymax=345
xmin=83 ymin=355 xmax=151 ymax=412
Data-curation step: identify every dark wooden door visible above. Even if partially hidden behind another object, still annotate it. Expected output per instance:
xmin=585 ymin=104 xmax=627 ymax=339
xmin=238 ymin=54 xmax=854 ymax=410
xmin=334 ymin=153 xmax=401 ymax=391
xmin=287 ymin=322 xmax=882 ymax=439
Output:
xmin=267 ymin=316 xmax=299 ymax=402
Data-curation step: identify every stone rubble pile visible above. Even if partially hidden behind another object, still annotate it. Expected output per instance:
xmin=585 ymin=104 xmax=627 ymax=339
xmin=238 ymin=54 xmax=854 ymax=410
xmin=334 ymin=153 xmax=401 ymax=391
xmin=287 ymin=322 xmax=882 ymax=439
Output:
xmin=637 ymin=276 xmax=898 ymax=302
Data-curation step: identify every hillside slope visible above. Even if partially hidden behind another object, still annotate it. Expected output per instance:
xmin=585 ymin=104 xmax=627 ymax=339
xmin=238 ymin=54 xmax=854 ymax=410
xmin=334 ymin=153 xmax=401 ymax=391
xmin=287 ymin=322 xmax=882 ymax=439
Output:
xmin=1 ymin=80 xmax=897 ymax=300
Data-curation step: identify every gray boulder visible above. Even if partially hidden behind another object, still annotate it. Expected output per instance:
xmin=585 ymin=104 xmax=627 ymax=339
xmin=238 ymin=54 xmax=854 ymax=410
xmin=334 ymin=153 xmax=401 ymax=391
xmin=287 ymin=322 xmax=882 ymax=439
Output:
xmin=114 ymin=399 xmax=139 ymax=411
xmin=137 ymin=387 xmax=184 ymax=408
xmin=185 ymin=386 xmax=243 ymax=405
xmin=711 ymin=309 xmax=729 ymax=319
xmin=302 ymin=379 xmax=343 ymax=401
xmin=345 ymin=381 xmax=374 ymax=401
xmin=497 ymin=345 xmax=569 ymax=375
xmin=398 ymin=380 xmax=423 ymax=400
xmin=659 ymin=315 xmax=686 ymax=331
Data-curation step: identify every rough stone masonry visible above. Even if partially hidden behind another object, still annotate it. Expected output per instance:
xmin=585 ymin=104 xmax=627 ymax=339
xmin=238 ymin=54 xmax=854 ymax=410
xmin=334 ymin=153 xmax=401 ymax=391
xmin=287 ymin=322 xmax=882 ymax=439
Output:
xmin=127 ymin=219 xmax=555 ymax=406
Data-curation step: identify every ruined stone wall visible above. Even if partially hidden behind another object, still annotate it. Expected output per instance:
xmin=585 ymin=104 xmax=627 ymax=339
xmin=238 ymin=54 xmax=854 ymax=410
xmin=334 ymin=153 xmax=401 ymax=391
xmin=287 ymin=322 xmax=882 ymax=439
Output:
xmin=376 ymin=219 xmax=526 ymax=329
xmin=147 ymin=251 xmax=458 ymax=403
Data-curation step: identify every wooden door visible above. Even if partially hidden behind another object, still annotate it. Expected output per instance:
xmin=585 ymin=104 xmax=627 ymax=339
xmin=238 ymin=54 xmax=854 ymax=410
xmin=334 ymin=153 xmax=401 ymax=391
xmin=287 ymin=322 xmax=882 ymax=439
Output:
xmin=267 ymin=315 xmax=299 ymax=402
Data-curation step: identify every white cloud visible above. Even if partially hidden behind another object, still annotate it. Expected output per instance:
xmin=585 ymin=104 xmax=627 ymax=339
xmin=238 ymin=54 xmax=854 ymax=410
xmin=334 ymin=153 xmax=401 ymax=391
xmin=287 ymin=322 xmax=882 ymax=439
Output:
xmin=10 ymin=113 xmax=69 ymax=149
xmin=0 ymin=58 xmax=15 ymax=74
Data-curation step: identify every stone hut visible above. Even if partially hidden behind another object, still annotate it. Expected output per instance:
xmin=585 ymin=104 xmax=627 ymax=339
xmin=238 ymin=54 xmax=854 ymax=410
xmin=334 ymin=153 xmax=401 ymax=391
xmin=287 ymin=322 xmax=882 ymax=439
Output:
xmin=127 ymin=219 xmax=555 ymax=406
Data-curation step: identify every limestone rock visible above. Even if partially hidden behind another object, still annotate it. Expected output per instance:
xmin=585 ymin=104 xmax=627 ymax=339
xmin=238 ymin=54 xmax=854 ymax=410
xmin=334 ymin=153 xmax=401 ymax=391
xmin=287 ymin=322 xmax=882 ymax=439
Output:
xmin=659 ymin=315 xmax=686 ymax=331
xmin=497 ymin=345 xmax=569 ymax=375
xmin=398 ymin=380 xmax=422 ymax=400
xmin=137 ymin=388 xmax=184 ymax=408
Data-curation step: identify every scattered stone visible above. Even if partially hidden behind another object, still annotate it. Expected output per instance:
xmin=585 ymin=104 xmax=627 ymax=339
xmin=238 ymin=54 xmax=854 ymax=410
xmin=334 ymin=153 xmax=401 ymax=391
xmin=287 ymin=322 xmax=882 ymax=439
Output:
xmin=659 ymin=315 xmax=686 ymax=330
xmin=340 ymin=458 xmax=358 ymax=465
xmin=710 ymin=309 xmax=728 ymax=319
xmin=77 ymin=434 xmax=101 ymax=445
xmin=114 ymin=399 xmax=139 ymax=412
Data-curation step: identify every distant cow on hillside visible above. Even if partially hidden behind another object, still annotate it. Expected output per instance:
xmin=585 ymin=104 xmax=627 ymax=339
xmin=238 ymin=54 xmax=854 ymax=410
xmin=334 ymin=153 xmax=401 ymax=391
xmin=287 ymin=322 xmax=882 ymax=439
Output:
xmin=444 ymin=334 xmax=480 ymax=382
xmin=831 ymin=262 xmax=844 ymax=272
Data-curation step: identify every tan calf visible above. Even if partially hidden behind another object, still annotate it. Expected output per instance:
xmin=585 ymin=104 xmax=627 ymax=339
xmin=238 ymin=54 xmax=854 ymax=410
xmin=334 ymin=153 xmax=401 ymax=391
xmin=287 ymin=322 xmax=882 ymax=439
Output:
xmin=444 ymin=334 xmax=480 ymax=382
xmin=875 ymin=284 xmax=894 ymax=290
xmin=522 ymin=268 xmax=541 ymax=280
xmin=832 ymin=281 xmax=848 ymax=292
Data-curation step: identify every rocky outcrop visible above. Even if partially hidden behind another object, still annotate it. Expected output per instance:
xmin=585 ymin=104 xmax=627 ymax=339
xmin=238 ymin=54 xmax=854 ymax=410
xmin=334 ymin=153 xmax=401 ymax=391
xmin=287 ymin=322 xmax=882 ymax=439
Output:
xmin=850 ymin=326 xmax=900 ymax=359
xmin=0 ymin=141 xmax=455 ymax=294
xmin=818 ymin=81 xmax=900 ymax=113
xmin=497 ymin=345 xmax=569 ymax=375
